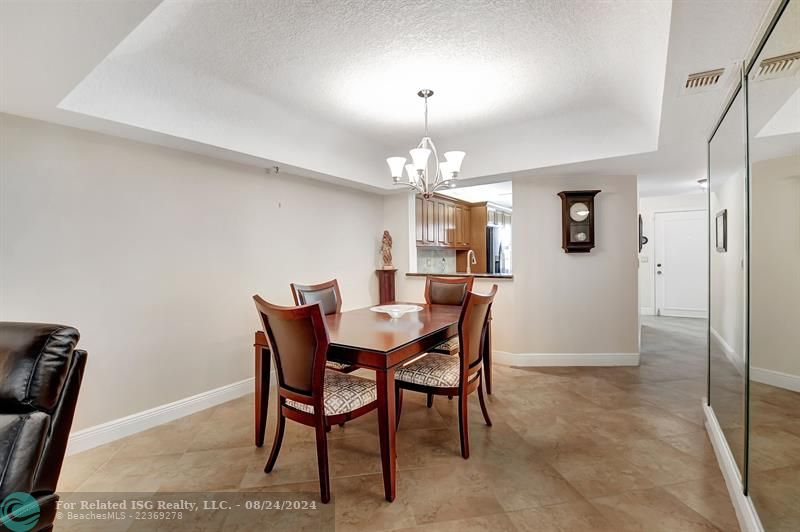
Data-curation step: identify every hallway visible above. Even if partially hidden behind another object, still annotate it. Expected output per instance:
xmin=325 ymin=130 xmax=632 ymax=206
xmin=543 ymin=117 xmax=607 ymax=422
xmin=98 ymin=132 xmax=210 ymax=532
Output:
xmin=57 ymin=316 xmax=738 ymax=531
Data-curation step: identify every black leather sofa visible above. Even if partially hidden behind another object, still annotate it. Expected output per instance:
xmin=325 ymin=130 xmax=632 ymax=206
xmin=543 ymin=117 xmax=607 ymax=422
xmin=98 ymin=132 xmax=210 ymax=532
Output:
xmin=0 ymin=323 xmax=87 ymax=532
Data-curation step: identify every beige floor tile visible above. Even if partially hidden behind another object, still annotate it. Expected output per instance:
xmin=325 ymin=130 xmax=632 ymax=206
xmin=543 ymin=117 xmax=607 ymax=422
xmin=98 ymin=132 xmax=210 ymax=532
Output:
xmin=397 ymin=464 xmax=505 ymax=525
xmin=331 ymin=473 xmax=418 ymax=531
xmin=590 ymin=486 xmax=721 ymax=531
xmin=508 ymin=500 xmax=618 ymax=532
xmin=394 ymin=512 xmax=519 ymax=532
xmin=663 ymin=478 xmax=740 ymax=531
xmin=546 ymin=445 xmax=658 ymax=499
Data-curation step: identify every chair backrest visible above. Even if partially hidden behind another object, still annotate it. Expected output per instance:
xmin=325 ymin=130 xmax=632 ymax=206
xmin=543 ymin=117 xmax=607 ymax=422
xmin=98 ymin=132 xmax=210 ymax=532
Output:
xmin=458 ymin=285 xmax=498 ymax=370
xmin=424 ymin=276 xmax=475 ymax=306
xmin=0 ymin=322 xmax=79 ymax=414
xmin=0 ymin=322 xmax=88 ymax=493
xmin=290 ymin=279 xmax=342 ymax=315
xmin=253 ymin=295 xmax=329 ymax=404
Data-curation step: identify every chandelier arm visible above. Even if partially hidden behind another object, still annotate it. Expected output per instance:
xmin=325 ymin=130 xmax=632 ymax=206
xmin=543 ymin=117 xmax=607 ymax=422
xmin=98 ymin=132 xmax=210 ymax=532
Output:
xmin=427 ymin=137 xmax=444 ymax=191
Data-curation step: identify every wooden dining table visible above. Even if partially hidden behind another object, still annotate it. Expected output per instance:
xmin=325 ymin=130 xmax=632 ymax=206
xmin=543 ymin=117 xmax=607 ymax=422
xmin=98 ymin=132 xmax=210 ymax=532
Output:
xmin=253 ymin=302 xmax=469 ymax=502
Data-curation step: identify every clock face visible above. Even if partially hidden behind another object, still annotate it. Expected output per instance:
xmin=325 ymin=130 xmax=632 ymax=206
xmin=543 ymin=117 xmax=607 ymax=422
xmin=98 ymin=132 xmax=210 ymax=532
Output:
xmin=569 ymin=202 xmax=590 ymax=222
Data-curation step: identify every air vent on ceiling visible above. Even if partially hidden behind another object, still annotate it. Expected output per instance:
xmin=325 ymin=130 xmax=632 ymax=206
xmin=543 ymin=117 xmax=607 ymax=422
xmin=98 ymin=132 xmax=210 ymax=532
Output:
xmin=754 ymin=51 xmax=800 ymax=79
xmin=685 ymin=68 xmax=725 ymax=90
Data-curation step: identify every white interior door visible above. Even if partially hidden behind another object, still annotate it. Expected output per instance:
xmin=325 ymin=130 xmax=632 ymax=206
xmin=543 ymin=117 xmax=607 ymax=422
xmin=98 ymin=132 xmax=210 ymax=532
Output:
xmin=654 ymin=210 xmax=708 ymax=318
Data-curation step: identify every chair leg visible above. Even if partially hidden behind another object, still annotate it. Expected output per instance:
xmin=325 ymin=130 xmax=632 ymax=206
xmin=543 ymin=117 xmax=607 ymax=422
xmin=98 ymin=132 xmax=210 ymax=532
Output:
xmin=458 ymin=393 xmax=470 ymax=459
xmin=478 ymin=380 xmax=492 ymax=427
xmin=395 ymin=387 xmax=404 ymax=430
xmin=264 ymin=412 xmax=286 ymax=473
xmin=325 ymin=423 xmax=331 ymax=433
xmin=426 ymin=393 xmax=433 ymax=408
xmin=315 ymin=422 xmax=331 ymax=503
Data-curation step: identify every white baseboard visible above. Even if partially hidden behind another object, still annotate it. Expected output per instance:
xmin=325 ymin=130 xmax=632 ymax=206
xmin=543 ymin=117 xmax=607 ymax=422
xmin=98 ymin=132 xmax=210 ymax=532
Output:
xmin=710 ymin=327 xmax=745 ymax=375
xmin=493 ymin=351 xmax=640 ymax=367
xmin=640 ymin=306 xmax=655 ymax=316
xmin=751 ymin=367 xmax=800 ymax=393
xmin=703 ymin=402 xmax=763 ymax=532
xmin=67 ymin=377 xmax=255 ymax=455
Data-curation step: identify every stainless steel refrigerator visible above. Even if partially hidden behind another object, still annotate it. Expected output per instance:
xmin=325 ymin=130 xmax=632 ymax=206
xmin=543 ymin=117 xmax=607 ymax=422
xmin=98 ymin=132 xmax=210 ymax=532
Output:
xmin=486 ymin=226 xmax=511 ymax=274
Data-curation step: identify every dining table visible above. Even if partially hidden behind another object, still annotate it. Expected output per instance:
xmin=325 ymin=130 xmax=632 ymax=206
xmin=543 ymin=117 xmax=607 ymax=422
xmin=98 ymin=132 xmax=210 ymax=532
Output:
xmin=252 ymin=302 xmax=483 ymax=502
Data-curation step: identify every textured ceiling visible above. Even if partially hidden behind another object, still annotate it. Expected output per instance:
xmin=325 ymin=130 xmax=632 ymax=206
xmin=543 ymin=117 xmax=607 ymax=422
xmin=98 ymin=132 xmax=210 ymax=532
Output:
xmin=57 ymin=0 xmax=671 ymax=187
xmin=0 ymin=0 xmax=777 ymax=196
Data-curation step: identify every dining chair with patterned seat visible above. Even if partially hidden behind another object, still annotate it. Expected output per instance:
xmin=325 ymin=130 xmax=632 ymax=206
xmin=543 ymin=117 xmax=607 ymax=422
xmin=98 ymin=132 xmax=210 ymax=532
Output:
xmin=395 ymin=285 xmax=497 ymax=459
xmin=290 ymin=279 xmax=354 ymax=373
xmin=253 ymin=295 xmax=379 ymax=503
xmin=423 ymin=276 xmax=475 ymax=406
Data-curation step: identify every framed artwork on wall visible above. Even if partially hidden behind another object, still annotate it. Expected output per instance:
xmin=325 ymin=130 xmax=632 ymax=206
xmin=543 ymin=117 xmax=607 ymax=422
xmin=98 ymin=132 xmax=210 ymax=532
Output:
xmin=715 ymin=209 xmax=727 ymax=252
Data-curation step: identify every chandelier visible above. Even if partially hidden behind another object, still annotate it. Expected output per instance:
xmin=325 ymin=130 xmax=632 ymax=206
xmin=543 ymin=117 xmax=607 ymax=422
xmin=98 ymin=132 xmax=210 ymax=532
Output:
xmin=386 ymin=89 xmax=465 ymax=198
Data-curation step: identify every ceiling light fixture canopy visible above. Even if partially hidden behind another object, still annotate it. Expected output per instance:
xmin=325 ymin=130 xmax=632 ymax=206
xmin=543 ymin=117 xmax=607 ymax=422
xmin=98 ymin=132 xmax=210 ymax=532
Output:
xmin=386 ymin=89 xmax=465 ymax=198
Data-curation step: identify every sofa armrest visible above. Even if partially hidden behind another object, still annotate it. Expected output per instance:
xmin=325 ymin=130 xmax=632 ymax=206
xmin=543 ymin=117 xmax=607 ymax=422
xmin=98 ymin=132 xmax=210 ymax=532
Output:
xmin=0 ymin=412 xmax=50 ymax=497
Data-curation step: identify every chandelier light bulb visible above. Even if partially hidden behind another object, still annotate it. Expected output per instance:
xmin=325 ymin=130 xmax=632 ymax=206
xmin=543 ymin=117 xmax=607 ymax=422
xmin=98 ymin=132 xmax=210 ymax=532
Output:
xmin=405 ymin=164 xmax=418 ymax=184
xmin=439 ymin=160 xmax=453 ymax=181
xmin=409 ymin=148 xmax=431 ymax=171
xmin=386 ymin=157 xmax=407 ymax=178
xmin=444 ymin=151 xmax=466 ymax=174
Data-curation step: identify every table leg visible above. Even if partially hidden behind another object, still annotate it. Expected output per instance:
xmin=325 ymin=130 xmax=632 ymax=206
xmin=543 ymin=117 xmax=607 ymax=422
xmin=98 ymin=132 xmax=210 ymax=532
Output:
xmin=255 ymin=341 xmax=270 ymax=447
xmin=375 ymin=367 xmax=397 ymax=502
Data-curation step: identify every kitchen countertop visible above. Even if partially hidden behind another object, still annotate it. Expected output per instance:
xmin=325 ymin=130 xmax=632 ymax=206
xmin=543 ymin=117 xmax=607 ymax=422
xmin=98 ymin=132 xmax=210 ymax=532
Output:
xmin=406 ymin=272 xmax=513 ymax=279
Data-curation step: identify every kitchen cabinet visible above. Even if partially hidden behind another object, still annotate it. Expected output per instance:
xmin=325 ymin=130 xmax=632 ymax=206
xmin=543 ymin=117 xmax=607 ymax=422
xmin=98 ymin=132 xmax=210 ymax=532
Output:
xmin=455 ymin=205 xmax=470 ymax=247
xmin=424 ymin=198 xmax=435 ymax=244
xmin=415 ymin=194 xmax=470 ymax=248
xmin=415 ymin=196 xmax=424 ymax=244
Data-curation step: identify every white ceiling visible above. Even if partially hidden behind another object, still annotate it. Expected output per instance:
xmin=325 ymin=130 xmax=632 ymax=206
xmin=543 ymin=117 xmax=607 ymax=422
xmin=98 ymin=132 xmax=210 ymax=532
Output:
xmin=0 ymin=0 xmax=777 ymax=197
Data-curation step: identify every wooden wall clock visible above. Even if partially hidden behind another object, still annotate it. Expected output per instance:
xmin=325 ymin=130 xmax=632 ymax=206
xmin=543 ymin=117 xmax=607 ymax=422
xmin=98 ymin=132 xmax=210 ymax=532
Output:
xmin=557 ymin=190 xmax=600 ymax=253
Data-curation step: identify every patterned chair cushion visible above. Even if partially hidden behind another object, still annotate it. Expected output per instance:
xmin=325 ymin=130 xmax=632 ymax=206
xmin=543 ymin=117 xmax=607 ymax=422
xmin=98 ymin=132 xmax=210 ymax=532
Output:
xmin=325 ymin=360 xmax=352 ymax=371
xmin=431 ymin=337 xmax=459 ymax=355
xmin=396 ymin=353 xmax=462 ymax=388
xmin=286 ymin=370 xmax=376 ymax=415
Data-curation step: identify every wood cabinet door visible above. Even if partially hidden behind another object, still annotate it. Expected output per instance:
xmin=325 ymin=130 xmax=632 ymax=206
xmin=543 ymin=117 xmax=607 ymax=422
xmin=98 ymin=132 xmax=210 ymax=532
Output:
xmin=436 ymin=200 xmax=446 ymax=245
xmin=454 ymin=206 xmax=464 ymax=245
xmin=445 ymin=203 xmax=455 ymax=246
xmin=461 ymin=208 xmax=471 ymax=246
xmin=415 ymin=196 xmax=424 ymax=244
xmin=424 ymin=198 xmax=435 ymax=244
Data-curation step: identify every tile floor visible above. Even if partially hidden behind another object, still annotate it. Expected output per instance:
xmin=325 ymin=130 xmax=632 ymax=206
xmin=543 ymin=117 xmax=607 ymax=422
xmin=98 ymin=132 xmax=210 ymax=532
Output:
xmin=58 ymin=316 xmax=740 ymax=531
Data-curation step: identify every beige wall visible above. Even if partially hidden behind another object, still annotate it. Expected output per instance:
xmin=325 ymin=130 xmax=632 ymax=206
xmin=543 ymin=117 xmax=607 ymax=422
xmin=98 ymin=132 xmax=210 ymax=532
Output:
xmin=0 ymin=114 xmax=384 ymax=430
xmin=512 ymin=175 xmax=639 ymax=354
xmin=386 ymin=174 xmax=639 ymax=356
xmin=751 ymin=153 xmax=800 ymax=380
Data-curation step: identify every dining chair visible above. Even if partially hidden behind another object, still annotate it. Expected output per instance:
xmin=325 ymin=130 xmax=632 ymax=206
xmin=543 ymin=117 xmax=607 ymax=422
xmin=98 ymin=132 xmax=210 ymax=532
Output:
xmin=253 ymin=295 xmax=378 ymax=503
xmin=423 ymin=276 xmax=475 ymax=406
xmin=290 ymin=279 xmax=354 ymax=373
xmin=395 ymin=285 xmax=497 ymax=459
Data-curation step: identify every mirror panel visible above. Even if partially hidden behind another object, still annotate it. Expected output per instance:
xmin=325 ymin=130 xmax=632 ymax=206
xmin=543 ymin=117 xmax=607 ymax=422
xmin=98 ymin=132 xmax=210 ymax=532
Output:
xmin=709 ymin=87 xmax=748 ymax=474
xmin=747 ymin=0 xmax=800 ymax=528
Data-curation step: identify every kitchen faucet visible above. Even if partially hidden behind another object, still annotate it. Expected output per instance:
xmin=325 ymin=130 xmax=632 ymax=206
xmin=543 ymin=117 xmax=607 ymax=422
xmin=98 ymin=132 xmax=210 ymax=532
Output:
xmin=466 ymin=249 xmax=477 ymax=274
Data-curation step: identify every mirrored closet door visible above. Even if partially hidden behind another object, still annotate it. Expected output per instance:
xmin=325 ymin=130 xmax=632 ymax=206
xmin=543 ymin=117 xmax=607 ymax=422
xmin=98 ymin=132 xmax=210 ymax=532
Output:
xmin=709 ymin=83 xmax=748 ymax=475
xmin=746 ymin=0 xmax=800 ymax=528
